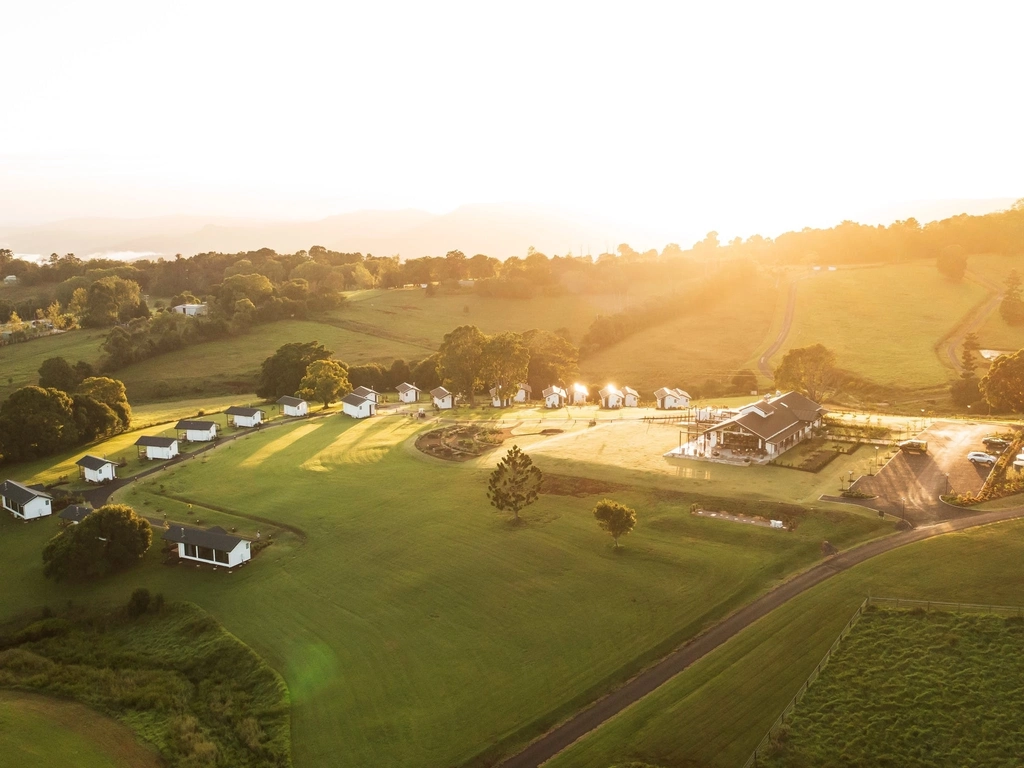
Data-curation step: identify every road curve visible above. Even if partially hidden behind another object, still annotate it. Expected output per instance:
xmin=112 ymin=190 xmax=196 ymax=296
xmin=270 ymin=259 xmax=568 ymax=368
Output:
xmin=941 ymin=271 xmax=1003 ymax=374
xmin=496 ymin=505 xmax=1024 ymax=768
xmin=758 ymin=280 xmax=798 ymax=379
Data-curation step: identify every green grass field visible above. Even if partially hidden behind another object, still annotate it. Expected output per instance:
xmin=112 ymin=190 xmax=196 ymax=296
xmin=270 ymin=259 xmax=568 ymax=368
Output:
xmin=0 ymin=691 xmax=162 ymax=768
xmin=0 ymin=413 xmax=889 ymax=768
xmin=544 ymin=516 xmax=1024 ymax=768
xmin=760 ymin=607 xmax=1024 ymax=767
xmin=781 ymin=263 xmax=988 ymax=389
xmin=0 ymin=328 xmax=107 ymax=401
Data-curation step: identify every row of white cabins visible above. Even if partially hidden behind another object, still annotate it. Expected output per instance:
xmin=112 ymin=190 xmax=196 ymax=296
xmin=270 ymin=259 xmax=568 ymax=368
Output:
xmin=412 ymin=381 xmax=692 ymax=411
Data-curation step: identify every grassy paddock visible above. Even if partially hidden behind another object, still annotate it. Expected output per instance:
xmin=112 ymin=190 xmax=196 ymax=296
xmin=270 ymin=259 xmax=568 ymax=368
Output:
xmin=760 ymin=606 xmax=1024 ymax=767
xmin=0 ymin=328 xmax=107 ymax=401
xmin=544 ymin=517 xmax=1024 ymax=768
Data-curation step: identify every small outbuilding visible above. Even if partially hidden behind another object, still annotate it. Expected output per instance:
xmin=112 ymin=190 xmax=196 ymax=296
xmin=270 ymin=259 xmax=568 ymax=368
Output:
xmin=175 ymin=419 xmax=218 ymax=442
xmin=135 ymin=435 xmax=180 ymax=460
xmin=59 ymin=504 xmax=92 ymax=525
xmin=623 ymin=386 xmax=640 ymax=407
xmin=225 ymin=406 xmax=264 ymax=428
xmin=3 ymin=275 xmax=17 ymax=285
xmin=163 ymin=525 xmax=251 ymax=568
xmin=397 ymin=382 xmax=421 ymax=404
xmin=599 ymin=385 xmax=624 ymax=409
xmin=431 ymin=387 xmax=454 ymax=410
xmin=514 ymin=383 xmax=532 ymax=403
xmin=490 ymin=387 xmax=513 ymax=408
xmin=342 ymin=392 xmax=377 ymax=419
xmin=571 ymin=383 xmax=589 ymax=405
xmin=542 ymin=385 xmax=567 ymax=408
xmin=1 ymin=479 xmax=52 ymax=520
xmin=171 ymin=303 xmax=208 ymax=316
xmin=352 ymin=386 xmax=380 ymax=405
xmin=76 ymin=455 xmax=117 ymax=484
xmin=655 ymin=387 xmax=690 ymax=410
xmin=277 ymin=396 xmax=309 ymax=417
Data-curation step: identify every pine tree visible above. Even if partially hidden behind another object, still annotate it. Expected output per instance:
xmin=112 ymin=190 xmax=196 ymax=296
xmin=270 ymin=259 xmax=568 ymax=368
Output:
xmin=487 ymin=445 xmax=543 ymax=524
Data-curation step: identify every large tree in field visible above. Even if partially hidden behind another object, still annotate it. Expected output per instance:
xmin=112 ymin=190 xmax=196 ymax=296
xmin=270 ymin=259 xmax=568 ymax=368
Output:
xmin=487 ymin=445 xmax=543 ymax=524
xmin=774 ymin=344 xmax=842 ymax=403
xmin=78 ymin=376 xmax=132 ymax=430
xmin=38 ymin=357 xmax=82 ymax=392
xmin=298 ymin=359 xmax=351 ymax=408
xmin=522 ymin=329 xmax=579 ymax=393
xmin=43 ymin=504 xmax=152 ymax=581
xmin=255 ymin=341 xmax=333 ymax=399
xmin=483 ymin=332 xmax=530 ymax=406
xmin=592 ymin=498 xmax=636 ymax=549
xmin=1000 ymin=270 xmax=1024 ymax=325
xmin=438 ymin=325 xmax=486 ymax=404
xmin=0 ymin=386 xmax=79 ymax=462
xmin=979 ymin=349 xmax=1024 ymax=412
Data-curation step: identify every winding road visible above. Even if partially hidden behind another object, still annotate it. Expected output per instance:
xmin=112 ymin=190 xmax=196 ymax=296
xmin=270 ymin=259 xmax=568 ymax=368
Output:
xmin=940 ymin=270 xmax=1004 ymax=374
xmin=496 ymin=505 xmax=1024 ymax=768
xmin=757 ymin=280 xmax=798 ymax=379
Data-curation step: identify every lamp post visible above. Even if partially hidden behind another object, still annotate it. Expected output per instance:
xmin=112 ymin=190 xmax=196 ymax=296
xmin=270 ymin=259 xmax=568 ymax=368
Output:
xmin=874 ymin=446 xmax=879 ymax=472
xmin=900 ymin=496 xmax=906 ymax=523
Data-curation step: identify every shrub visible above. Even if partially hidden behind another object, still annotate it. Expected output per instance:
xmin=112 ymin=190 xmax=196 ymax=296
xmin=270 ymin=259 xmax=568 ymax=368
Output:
xmin=126 ymin=588 xmax=152 ymax=618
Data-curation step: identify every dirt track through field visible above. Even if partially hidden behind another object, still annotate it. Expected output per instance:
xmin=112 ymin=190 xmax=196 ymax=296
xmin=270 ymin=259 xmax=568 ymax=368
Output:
xmin=496 ymin=504 xmax=1024 ymax=768
xmin=758 ymin=280 xmax=798 ymax=378
xmin=941 ymin=270 xmax=1004 ymax=374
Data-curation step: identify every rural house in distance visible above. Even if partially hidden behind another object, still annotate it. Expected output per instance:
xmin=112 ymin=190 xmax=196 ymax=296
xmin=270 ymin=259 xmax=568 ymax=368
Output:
xmin=342 ymin=392 xmax=377 ymax=419
xmin=175 ymin=419 xmax=218 ymax=442
xmin=543 ymin=386 xmax=567 ymax=408
xmin=352 ymin=386 xmax=380 ymax=404
xmin=171 ymin=303 xmax=208 ymax=316
xmin=431 ymin=387 xmax=454 ymax=410
xmin=599 ymin=385 xmax=624 ymax=409
xmin=277 ymin=396 xmax=309 ymax=417
xmin=135 ymin=435 xmax=179 ymax=460
xmin=1 ymin=480 xmax=52 ymax=520
xmin=655 ymin=387 xmax=691 ymax=410
xmin=396 ymin=382 xmax=420 ymax=404
xmin=226 ymin=406 xmax=264 ymax=428
xmin=76 ymin=455 xmax=117 ymax=483
xmin=163 ymin=525 xmax=252 ymax=568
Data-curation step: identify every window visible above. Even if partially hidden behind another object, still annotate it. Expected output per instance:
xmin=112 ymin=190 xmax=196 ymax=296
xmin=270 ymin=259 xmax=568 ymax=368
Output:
xmin=185 ymin=543 xmax=197 ymax=558
xmin=214 ymin=549 xmax=229 ymax=564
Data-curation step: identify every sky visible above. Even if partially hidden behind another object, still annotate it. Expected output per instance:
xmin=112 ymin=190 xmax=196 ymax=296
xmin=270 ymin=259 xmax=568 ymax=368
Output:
xmin=1 ymin=0 xmax=1021 ymax=243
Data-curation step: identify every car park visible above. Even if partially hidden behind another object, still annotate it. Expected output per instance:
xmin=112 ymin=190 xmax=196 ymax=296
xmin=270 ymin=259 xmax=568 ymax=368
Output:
xmin=967 ymin=451 xmax=998 ymax=466
xmin=982 ymin=437 xmax=1010 ymax=452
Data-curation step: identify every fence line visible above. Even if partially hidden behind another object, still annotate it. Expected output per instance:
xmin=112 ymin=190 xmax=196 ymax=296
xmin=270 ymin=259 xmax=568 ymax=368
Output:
xmin=741 ymin=595 xmax=1024 ymax=767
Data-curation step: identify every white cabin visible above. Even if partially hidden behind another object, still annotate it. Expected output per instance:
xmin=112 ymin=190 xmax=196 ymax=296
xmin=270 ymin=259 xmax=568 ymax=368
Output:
xmin=135 ymin=435 xmax=179 ymax=460
xmin=599 ymin=385 xmax=624 ymax=409
xmin=623 ymin=387 xmax=639 ymax=407
xmin=514 ymin=383 xmax=532 ymax=403
xmin=226 ymin=406 xmax=263 ymax=428
xmin=1 ymin=480 xmax=52 ymax=520
xmin=342 ymin=393 xmax=376 ymax=419
xmin=172 ymin=303 xmax=208 ymax=316
xmin=397 ymin=382 xmax=421 ymax=404
xmin=655 ymin=387 xmax=690 ymax=410
xmin=431 ymin=387 xmax=454 ymax=410
xmin=542 ymin=386 xmax=567 ymax=408
xmin=3 ymin=275 xmax=16 ymax=285
xmin=571 ymin=383 xmax=589 ymax=405
xmin=490 ymin=387 xmax=513 ymax=408
xmin=163 ymin=525 xmax=251 ymax=568
xmin=277 ymin=396 xmax=308 ymax=417
xmin=175 ymin=419 xmax=218 ymax=442
xmin=76 ymin=455 xmax=117 ymax=483
xmin=352 ymin=386 xmax=380 ymax=405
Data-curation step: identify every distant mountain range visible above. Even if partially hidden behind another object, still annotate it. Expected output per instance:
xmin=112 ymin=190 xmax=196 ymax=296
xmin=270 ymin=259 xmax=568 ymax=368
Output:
xmin=0 ymin=204 xmax=663 ymax=262
xmin=0 ymin=198 xmax=1016 ymax=262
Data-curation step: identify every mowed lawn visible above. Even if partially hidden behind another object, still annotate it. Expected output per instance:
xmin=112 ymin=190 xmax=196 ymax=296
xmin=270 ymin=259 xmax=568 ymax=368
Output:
xmin=0 ymin=691 xmax=162 ymax=768
xmin=578 ymin=282 xmax=780 ymax=395
xmin=782 ymin=263 xmax=988 ymax=388
xmin=545 ymin=515 xmax=1024 ymax=768
xmin=2 ymin=414 xmax=888 ymax=768
xmin=0 ymin=328 xmax=107 ymax=401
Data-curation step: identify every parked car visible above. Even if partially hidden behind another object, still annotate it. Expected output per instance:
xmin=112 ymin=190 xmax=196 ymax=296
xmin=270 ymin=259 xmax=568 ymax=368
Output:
xmin=899 ymin=439 xmax=928 ymax=454
xmin=967 ymin=451 xmax=998 ymax=466
xmin=982 ymin=437 xmax=1010 ymax=452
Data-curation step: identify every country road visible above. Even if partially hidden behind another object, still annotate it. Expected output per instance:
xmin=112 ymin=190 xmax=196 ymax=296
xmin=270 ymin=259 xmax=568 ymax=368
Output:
xmin=496 ymin=505 xmax=1024 ymax=768
xmin=941 ymin=270 xmax=1004 ymax=374
xmin=758 ymin=280 xmax=798 ymax=378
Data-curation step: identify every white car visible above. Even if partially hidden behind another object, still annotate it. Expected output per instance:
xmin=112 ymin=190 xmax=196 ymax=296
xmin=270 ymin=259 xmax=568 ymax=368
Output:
xmin=967 ymin=452 xmax=997 ymax=466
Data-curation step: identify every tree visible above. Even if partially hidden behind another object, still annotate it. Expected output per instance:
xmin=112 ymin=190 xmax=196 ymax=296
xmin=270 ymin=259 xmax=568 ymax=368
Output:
xmin=42 ymin=504 xmax=152 ymax=581
xmin=774 ymin=344 xmax=842 ymax=402
xmin=936 ymin=245 xmax=967 ymax=281
xmin=82 ymin=277 xmax=144 ymax=327
xmin=592 ymin=498 xmax=636 ymax=548
xmin=411 ymin=355 xmax=441 ymax=391
xmin=979 ymin=349 xmax=1024 ymax=412
xmin=960 ymin=347 xmax=978 ymax=378
xmin=1000 ymin=270 xmax=1024 ymax=325
xmin=255 ymin=341 xmax=333 ymax=399
xmin=486 ymin=445 xmax=543 ymax=524
xmin=522 ymin=329 xmax=578 ymax=393
xmin=482 ymin=332 xmax=530 ymax=406
xmin=963 ymin=332 xmax=980 ymax=350
xmin=731 ymin=369 xmax=758 ymax=394
xmin=38 ymin=357 xmax=81 ymax=392
xmin=78 ymin=376 xmax=131 ymax=430
xmin=438 ymin=325 xmax=486 ymax=404
xmin=0 ymin=386 xmax=79 ymax=462
xmin=298 ymin=359 xmax=351 ymax=408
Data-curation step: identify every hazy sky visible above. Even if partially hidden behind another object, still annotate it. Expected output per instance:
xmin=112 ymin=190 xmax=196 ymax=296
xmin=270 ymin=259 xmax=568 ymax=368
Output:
xmin=2 ymin=0 xmax=1021 ymax=239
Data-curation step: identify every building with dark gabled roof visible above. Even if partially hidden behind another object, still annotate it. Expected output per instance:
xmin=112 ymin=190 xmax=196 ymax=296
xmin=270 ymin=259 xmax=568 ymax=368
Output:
xmin=599 ymin=384 xmax=624 ymax=409
xmin=1 ymin=479 xmax=52 ymax=520
xmin=542 ymin=385 xmax=567 ymax=408
xmin=163 ymin=524 xmax=251 ymax=568
xmin=59 ymin=504 xmax=92 ymax=524
xmin=75 ymin=454 xmax=117 ymax=483
xmin=431 ymin=387 xmax=454 ymax=410
xmin=622 ymin=386 xmax=640 ymax=407
xmin=175 ymin=419 xmax=218 ymax=442
xmin=396 ymin=382 xmax=421 ymax=404
xmin=135 ymin=435 xmax=180 ymax=460
xmin=514 ymin=383 xmax=532 ymax=403
xmin=700 ymin=391 xmax=826 ymax=459
xmin=655 ymin=387 xmax=690 ymax=410
xmin=342 ymin=392 xmax=377 ymax=419
xmin=351 ymin=386 xmax=380 ymax=404
xmin=225 ymin=406 xmax=264 ymax=428
xmin=277 ymin=396 xmax=309 ymax=417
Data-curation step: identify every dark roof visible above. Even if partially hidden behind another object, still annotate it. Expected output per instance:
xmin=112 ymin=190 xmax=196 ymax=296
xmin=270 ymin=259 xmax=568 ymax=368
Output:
xmin=769 ymin=391 xmax=827 ymax=422
xmin=704 ymin=392 xmax=823 ymax=443
xmin=396 ymin=382 xmax=419 ymax=393
xmin=135 ymin=435 xmax=178 ymax=448
xmin=519 ymin=383 xmax=533 ymax=393
xmin=277 ymin=396 xmax=306 ymax=407
xmin=431 ymin=387 xmax=451 ymax=399
xmin=225 ymin=406 xmax=262 ymax=417
xmin=75 ymin=454 xmax=115 ymax=471
xmin=352 ymin=386 xmax=378 ymax=398
xmin=59 ymin=504 xmax=92 ymax=523
xmin=0 ymin=479 xmax=51 ymax=504
xmin=342 ymin=393 xmax=369 ymax=407
xmin=542 ymin=386 xmax=566 ymax=398
xmin=656 ymin=387 xmax=690 ymax=399
xmin=162 ymin=524 xmax=244 ymax=552
xmin=175 ymin=419 xmax=217 ymax=431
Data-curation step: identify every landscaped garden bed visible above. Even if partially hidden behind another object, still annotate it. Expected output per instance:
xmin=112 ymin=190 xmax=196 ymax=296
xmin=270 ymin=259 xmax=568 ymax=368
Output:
xmin=415 ymin=424 xmax=515 ymax=461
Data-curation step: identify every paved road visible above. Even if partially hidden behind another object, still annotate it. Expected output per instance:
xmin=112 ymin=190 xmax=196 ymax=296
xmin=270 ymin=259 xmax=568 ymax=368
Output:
xmin=942 ymin=270 xmax=1003 ymax=374
xmin=496 ymin=505 xmax=1024 ymax=768
xmin=758 ymin=280 xmax=798 ymax=378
